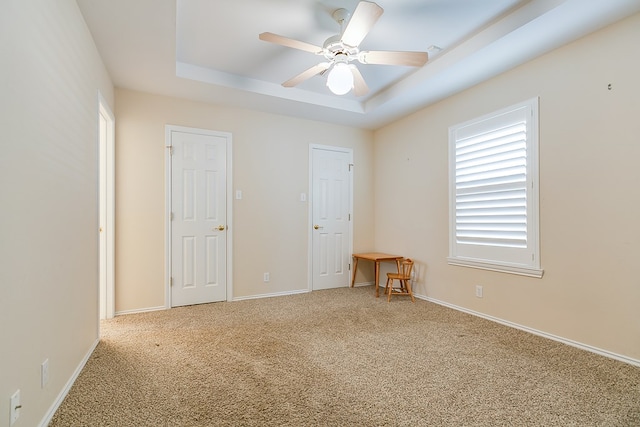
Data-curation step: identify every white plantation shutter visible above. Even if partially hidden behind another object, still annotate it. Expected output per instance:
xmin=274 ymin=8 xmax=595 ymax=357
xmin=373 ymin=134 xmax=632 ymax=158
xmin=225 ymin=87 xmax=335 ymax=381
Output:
xmin=455 ymin=118 xmax=527 ymax=248
xmin=448 ymin=99 xmax=542 ymax=278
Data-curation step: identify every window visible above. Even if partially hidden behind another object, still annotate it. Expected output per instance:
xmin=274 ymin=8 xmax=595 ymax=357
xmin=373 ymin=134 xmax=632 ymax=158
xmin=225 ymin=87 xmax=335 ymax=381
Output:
xmin=448 ymin=98 xmax=542 ymax=278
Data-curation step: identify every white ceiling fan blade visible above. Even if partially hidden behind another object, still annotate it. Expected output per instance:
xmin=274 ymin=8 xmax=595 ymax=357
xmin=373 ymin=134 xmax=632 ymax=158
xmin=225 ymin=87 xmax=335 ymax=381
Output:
xmin=259 ymin=32 xmax=323 ymax=54
xmin=359 ymin=50 xmax=428 ymax=67
xmin=341 ymin=1 xmax=383 ymax=47
xmin=350 ymin=65 xmax=369 ymax=97
xmin=282 ymin=62 xmax=331 ymax=87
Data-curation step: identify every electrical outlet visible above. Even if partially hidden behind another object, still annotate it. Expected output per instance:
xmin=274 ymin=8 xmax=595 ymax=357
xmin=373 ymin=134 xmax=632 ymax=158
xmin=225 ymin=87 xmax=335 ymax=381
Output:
xmin=41 ymin=359 xmax=49 ymax=388
xmin=10 ymin=389 xmax=21 ymax=426
xmin=475 ymin=285 xmax=483 ymax=298
xmin=263 ymin=273 xmax=270 ymax=282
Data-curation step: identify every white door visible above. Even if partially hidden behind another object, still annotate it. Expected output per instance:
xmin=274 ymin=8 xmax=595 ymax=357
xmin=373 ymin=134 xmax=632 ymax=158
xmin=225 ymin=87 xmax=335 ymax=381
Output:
xmin=98 ymin=95 xmax=114 ymax=320
xmin=169 ymin=128 xmax=229 ymax=307
xmin=311 ymin=146 xmax=352 ymax=290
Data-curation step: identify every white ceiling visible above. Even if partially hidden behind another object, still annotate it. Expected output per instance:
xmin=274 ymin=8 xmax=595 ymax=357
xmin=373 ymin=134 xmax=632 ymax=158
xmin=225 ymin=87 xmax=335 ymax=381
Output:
xmin=77 ymin=0 xmax=640 ymax=130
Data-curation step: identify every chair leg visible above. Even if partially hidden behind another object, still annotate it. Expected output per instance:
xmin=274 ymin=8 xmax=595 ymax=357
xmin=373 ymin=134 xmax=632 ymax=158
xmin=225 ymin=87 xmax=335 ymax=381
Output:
xmin=387 ymin=278 xmax=393 ymax=302
xmin=405 ymin=279 xmax=415 ymax=303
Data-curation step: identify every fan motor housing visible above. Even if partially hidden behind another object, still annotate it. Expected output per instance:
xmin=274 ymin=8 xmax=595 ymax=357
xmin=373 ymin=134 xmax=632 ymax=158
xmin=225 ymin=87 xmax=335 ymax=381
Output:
xmin=323 ymin=34 xmax=358 ymax=61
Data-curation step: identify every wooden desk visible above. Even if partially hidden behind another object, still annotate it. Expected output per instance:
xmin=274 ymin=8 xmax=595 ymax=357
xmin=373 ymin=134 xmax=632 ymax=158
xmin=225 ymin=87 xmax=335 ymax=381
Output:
xmin=351 ymin=252 xmax=403 ymax=297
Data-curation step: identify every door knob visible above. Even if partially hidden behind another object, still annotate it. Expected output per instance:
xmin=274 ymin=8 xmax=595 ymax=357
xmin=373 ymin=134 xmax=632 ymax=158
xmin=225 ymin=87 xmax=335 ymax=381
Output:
xmin=314 ymin=225 xmax=323 ymax=230
xmin=215 ymin=225 xmax=226 ymax=231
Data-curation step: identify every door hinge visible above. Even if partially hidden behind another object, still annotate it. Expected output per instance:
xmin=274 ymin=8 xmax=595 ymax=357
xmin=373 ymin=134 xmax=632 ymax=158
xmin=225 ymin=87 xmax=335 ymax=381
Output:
xmin=170 ymin=212 xmax=174 ymax=221
xmin=348 ymin=213 xmax=351 ymax=221
xmin=348 ymin=163 xmax=354 ymax=171
xmin=170 ymin=277 xmax=173 ymax=287
xmin=166 ymin=145 xmax=173 ymax=156
xmin=349 ymin=263 xmax=351 ymax=271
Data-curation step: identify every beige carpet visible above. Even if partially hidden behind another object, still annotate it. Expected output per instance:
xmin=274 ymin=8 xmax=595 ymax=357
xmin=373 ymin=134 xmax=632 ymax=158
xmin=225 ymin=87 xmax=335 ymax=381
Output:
xmin=50 ymin=286 xmax=640 ymax=426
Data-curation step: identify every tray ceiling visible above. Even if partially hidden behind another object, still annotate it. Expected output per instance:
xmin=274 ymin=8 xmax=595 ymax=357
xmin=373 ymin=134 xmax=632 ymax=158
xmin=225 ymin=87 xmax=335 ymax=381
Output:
xmin=77 ymin=0 xmax=640 ymax=129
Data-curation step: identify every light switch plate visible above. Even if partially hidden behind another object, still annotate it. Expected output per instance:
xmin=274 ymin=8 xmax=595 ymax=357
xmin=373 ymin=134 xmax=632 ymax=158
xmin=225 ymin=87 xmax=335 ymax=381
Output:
xmin=41 ymin=359 xmax=49 ymax=388
xmin=10 ymin=389 xmax=20 ymax=425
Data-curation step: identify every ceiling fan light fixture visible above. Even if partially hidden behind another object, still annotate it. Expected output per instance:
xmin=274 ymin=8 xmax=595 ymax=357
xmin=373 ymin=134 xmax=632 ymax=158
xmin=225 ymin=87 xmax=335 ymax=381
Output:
xmin=326 ymin=62 xmax=354 ymax=95
xmin=259 ymin=1 xmax=427 ymax=97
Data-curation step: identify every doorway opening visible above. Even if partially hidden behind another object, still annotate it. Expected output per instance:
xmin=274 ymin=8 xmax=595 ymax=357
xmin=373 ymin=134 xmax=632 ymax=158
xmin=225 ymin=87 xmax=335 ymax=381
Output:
xmin=99 ymin=93 xmax=115 ymax=321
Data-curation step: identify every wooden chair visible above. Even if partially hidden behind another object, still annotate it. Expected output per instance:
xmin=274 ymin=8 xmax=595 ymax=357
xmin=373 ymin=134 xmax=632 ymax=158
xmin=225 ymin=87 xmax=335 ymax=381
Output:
xmin=385 ymin=258 xmax=415 ymax=302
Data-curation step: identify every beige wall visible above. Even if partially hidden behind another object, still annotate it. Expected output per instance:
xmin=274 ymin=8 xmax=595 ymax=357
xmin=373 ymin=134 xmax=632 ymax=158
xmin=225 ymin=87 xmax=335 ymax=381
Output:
xmin=374 ymin=13 xmax=640 ymax=361
xmin=0 ymin=1 xmax=114 ymax=426
xmin=1 ymin=4 xmax=636 ymax=427
xmin=114 ymin=90 xmax=374 ymax=311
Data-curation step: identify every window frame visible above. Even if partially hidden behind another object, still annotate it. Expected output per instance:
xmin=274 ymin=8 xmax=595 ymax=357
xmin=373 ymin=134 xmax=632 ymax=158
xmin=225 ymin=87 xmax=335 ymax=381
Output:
xmin=447 ymin=98 xmax=543 ymax=278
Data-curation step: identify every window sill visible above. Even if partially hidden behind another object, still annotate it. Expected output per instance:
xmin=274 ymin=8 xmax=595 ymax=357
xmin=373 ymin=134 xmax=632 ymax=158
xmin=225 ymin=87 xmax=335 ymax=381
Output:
xmin=447 ymin=257 xmax=544 ymax=278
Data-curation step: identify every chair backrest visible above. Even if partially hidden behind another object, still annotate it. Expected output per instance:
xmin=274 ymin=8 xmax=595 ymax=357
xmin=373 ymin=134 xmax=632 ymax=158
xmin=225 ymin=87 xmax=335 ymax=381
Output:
xmin=400 ymin=258 xmax=414 ymax=279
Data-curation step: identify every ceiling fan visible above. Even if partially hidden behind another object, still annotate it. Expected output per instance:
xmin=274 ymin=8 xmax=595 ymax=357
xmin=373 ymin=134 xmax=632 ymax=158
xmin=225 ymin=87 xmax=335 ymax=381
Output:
xmin=259 ymin=1 xmax=428 ymax=96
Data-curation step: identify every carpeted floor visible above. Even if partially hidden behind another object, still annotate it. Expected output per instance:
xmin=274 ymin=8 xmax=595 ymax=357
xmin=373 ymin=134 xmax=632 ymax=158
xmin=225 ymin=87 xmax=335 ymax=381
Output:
xmin=50 ymin=286 xmax=640 ymax=426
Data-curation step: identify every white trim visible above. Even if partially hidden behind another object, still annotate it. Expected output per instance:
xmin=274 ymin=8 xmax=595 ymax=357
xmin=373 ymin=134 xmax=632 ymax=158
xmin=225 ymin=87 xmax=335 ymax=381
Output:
xmin=447 ymin=257 xmax=544 ymax=278
xmin=38 ymin=338 xmax=100 ymax=427
xmin=226 ymin=134 xmax=234 ymax=301
xmin=164 ymin=127 xmax=172 ymax=309
xmin=448 ymin=97 xmax=541 ymax=274
xmin=415 ymin=293 xmax=640 ymax=368
xmin=164 ymin=125 xmax=233 ymax=307
xmin=98 ymin=92 xmax=115 ymax=320
xmin=115 ymin=306 xmax=167 ymax=317
xmin=352 ymin=281 xmax=375 ymax=288
xmin=307 ymin=146 xmax=313 ymax=292
xmin=308 ymin=144 xmax=354 ymax=291
xmin=232 ymin=289 xmax=310 ymax=302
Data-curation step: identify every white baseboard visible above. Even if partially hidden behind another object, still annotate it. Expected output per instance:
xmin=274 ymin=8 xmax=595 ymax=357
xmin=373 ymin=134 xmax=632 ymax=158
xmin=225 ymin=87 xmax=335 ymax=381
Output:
xmin=353 ymin=281 xmax=375 ymax=288
xmin=233 ymin=288 xmax=310 ymax=301
xmin=119 ymin=286 xmax=372 ymax=311
xmin=415 ymin=293 xmax=640 ymax=368
xmin=38 ymin=338 xmax=100 ymax=427
xmin=115 ymin=305 xmax=167 ymax=316
xmin=232 ymin=282 xmax=376 ymax=301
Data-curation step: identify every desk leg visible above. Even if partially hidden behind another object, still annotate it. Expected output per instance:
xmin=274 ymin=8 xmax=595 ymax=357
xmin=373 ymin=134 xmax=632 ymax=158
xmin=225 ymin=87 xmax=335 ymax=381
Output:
xmin=375 ymin=261 xmax=380 ymax=297
xmin=351 ymin=257 xmax=359 ymax=287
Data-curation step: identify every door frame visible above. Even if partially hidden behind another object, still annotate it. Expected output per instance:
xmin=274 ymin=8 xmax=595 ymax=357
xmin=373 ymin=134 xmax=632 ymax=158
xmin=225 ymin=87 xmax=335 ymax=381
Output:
xmin=308 ymin=144 xmax=354 ymax=291
xmin=98 ymin=92 xmax=115 ymax=320
xmin=164 ymin=125 xmax=233 ymax=307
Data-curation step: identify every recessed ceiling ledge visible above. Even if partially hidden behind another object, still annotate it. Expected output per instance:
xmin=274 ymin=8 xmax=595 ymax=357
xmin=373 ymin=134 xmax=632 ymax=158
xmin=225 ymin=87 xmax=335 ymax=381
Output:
xmin=364 ymin=0 xmax=568 ymax=113
xmin=176 ymin=62 xmax=365 ymax=114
